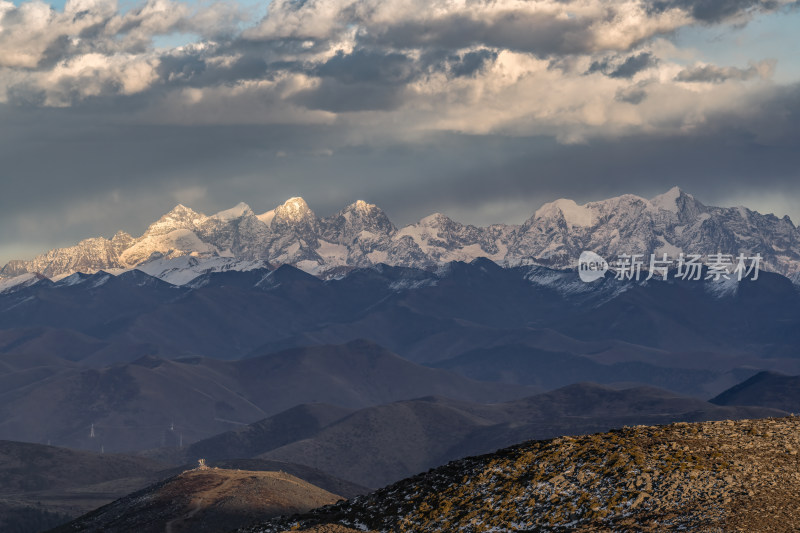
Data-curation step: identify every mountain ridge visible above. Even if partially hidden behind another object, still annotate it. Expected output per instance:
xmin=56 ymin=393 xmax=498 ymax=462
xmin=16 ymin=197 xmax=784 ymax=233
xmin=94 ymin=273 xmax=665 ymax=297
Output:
xmin=3 ymin=188 xmax=799 ymax=284
xmin=161 ymin=383 xmax=786 ymax=489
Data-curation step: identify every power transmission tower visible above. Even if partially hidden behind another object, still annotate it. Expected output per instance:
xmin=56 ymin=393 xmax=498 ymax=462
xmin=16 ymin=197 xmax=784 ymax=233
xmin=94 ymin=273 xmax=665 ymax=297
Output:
xmin=89 ymin=424 xmax=95 ymax=438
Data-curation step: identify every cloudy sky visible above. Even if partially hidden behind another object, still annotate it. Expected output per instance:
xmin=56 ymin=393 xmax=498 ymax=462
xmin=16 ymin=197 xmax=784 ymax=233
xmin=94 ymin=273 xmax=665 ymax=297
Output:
xmin=1 ymin=0 xmax=799 ymax=263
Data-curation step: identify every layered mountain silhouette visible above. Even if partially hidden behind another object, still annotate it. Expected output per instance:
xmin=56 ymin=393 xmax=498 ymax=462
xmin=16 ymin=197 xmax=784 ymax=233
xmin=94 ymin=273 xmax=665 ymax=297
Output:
xmin=0 ymin=340 xmax=527 ymax=452
xmin=170 ymin=383 xmax=785 ymax=488
xmin=2 ymin=188 xmax=799 ymax=283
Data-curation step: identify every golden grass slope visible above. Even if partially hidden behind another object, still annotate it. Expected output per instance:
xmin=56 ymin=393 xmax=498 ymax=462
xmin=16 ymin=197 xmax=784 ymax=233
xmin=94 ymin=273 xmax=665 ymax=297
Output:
xmin=52 ymin=468 xmax=343 ymax=533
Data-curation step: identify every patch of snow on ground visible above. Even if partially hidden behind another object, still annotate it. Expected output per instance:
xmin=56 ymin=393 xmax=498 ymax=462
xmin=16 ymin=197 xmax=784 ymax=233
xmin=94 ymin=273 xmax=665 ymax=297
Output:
xmin=90 ymin=273 xmax=112 ymax=288
xmin=0 ymin=273 xmax=41 ymax=293
xmin=54 ymin=273 xmax=88 ymax=286
xmin=704 ymin=275 xmax=739 ymax=298
xmin=654 ymin=236 xmax=683 ymax=258
xmin=367 ymin=250 xmax=388 ymax=264
xmin=137 ymin=256 xmax=270 ymax=286
xmin=256 ymin=209 xmax=276 ymax=226
xmin=316 ymin=240 xmax=349 ymax=265
xmin=295 ymin=260 xmax=321 ymax=275
xmin=388 ymin=279 xmax=437 ymax=291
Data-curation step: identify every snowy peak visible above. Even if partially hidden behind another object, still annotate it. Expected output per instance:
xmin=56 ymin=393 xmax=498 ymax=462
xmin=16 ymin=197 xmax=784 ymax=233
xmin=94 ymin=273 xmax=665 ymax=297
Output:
xmin=4 ymin=188 xmax=800 ymax=284
xmin=650 ymin=186 xmax=685 ymax=213
xmin=144 ymin=204 xmax=206 ymax=236
xmin=272 ymin=197 xmax=317 ymax=227
xmin=533 ymin=199 xmax=595 ymax=228
xmin=348 ymin=199 xmax=372 ymax=213
xmin=319 ymin=200 xmax=396 ymax=262
xmin=343 ymin=199 xmax=380 ymax=217
xmin=337 ymin=200 xmax=395 ymax=233
xmin=649 ymin=187 xmax=705 ymax=219
xmin=418 ymin=213 xmax=453 ymax=227
xmin=112 ymin=230 xmax=133 ymax=242
xmin=211 ymin=202 xmax=254 ymax=221
xmin=111 ymin=231 xmax=134 ymax=253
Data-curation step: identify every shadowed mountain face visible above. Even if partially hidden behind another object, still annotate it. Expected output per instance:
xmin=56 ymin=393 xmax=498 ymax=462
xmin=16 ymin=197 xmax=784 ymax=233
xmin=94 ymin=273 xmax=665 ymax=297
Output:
xmin=0 ymin=340 xmax=529 ymax=452
xmin=49 ymin=468 xmax=343 ymax=533
xmin=179 ymin=383 xmax=785 ymax=488
xmin=430 ymin=344 xmax=727 ymax=393
xmin=1 ymin=262 xmax=800 ymax=401
xmin=179 ymin=404 xmax=355 ymax=464
xmin=710 ymin=371 xmax=800 ymax=412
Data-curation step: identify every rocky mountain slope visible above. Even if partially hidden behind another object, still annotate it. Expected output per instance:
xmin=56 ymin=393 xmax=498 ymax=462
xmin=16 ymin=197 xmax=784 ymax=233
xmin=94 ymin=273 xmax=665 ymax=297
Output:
xmin=244 ymin=416 xmax=800 ymax=532
xmin=50 ymin=467 xmax=343 ymax=533
xmin=3 ymin=188 xmax=799 ymax=283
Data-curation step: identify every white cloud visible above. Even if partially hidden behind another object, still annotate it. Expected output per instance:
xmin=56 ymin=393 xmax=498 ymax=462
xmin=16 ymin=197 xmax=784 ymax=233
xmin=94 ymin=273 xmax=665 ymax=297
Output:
xmin=0 ymin=0 xmax=795 ymax=143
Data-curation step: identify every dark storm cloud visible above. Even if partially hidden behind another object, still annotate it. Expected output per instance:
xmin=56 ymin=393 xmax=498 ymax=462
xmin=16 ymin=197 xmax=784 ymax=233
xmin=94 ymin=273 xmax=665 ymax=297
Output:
xmin=588 ymin=53 xmax=657 ymax=79
xmin=37 ymin=35 xmax=75 ymax=70
xmin=378 ymin=83 xmax=800 ymax=220
xmin=609 ymin=53 xmax=658 ymax=79
xmin=648 ymin=0 xmax=786 ymax=23
xmin=1 ymin=81 xmax=798 ymax=262
xmin=315 ymin=49 xmax=418 ymax=85
xmin=367 ymin=11 xmax=596 ymax=57
xmin=615 ymin=85 xmax=649 ymax=104
xmin=287 ymin=49 xmax=418 ymax=110
xmin=289 ymin=79 xmax=408 ymax=112
xmin=5 ymin=82 xmax=47 ymax=106
xmin=449 ymin=49 xmax=498 ymax=78
xmin=675 ymin=61 xmax=774 ymax=83
xmin=154 ymin=48 xmax=282 ymax=89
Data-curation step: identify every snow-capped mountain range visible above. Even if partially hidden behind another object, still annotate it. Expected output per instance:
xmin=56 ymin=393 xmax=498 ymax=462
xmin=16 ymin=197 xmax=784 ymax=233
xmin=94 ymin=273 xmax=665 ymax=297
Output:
xmin=2 ymin=187 xmax=799 ymax=286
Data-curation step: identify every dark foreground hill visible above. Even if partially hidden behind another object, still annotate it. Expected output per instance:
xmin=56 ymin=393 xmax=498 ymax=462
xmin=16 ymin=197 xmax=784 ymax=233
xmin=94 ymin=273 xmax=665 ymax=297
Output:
xmin=175 ymin=383 xmax=785 ymax=488
xmin=0 ymin=440 xmax=167 ymax=533
xmin=244 ymin=416 xmax=800 ymax=533
xmin=711 ymin=371 xmax=800 ymax=413
xmin=50 ymin=467 xmax=343 ymax=533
